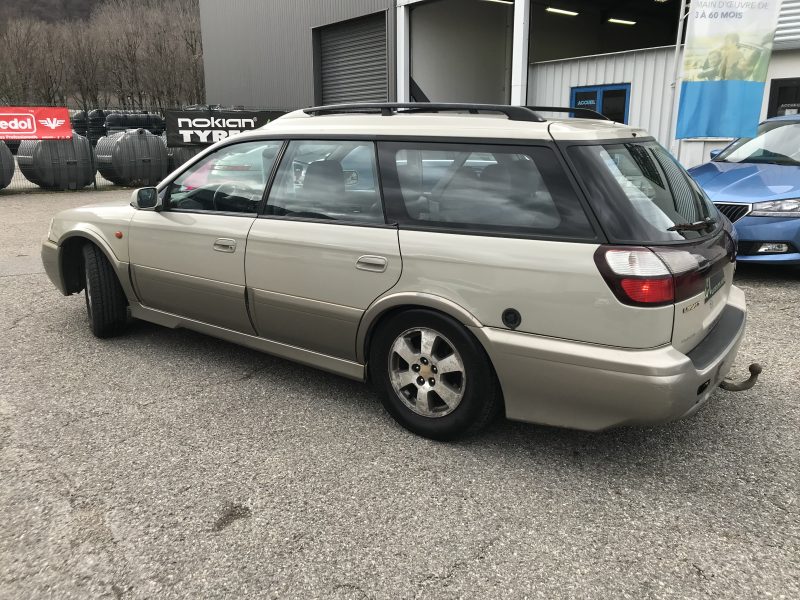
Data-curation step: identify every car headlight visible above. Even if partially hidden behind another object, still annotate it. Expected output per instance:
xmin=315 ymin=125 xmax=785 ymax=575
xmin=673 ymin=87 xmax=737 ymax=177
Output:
xmin=47 ymin=218 xmax=57 ymax=242
xmin=750 ymin=198 xmax=800 ymax=217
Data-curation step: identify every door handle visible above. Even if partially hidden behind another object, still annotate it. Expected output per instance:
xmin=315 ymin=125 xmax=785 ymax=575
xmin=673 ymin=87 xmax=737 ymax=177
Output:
xmin=356 ymin=255 xmax=388 ymax=273
xmin=213 ymin=238 xmax=237 ymax=253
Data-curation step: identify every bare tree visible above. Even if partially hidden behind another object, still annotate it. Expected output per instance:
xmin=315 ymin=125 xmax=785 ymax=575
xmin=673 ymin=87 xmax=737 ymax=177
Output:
xmin=29 ymin=22 xmax=70 ymax=105
xmin=175 ymin=0 xmax=205 ymax=105
xmin=137 ymin=0 xmax=205 ymax=108
xmin=140 ymin=2 xmax=182 ymax=109
xmin=93 ymin=0 xmax=146 ymax=108
xmin=66 ymin=26 xmax=107 ymax=111
xmin=0 ymin=0 xmax=205 ymax=109
xmin=0 ymin=19 xmax=41 ymax=104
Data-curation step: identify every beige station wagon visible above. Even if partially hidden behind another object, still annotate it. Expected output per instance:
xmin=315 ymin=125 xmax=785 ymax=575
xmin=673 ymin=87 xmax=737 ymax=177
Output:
xmin=42 ymin=103 xmax=757 ymax=439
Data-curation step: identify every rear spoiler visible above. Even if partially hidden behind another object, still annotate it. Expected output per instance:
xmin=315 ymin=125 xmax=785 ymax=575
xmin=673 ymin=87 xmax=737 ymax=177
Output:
xmin=526 ymin=106 xmax=610 ymax=121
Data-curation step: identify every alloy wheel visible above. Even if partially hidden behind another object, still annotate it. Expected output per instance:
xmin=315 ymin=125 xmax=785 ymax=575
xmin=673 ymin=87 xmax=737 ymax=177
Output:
xmin=387 ymin=327 xmax=466 ymax=418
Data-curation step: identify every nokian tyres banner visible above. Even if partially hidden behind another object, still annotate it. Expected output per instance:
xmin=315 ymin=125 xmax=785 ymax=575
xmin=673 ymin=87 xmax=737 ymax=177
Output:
xmin=165 ymin=109 xmax=285 ymax=147
xmin=676 ymin=0 xmax=782 ymax=139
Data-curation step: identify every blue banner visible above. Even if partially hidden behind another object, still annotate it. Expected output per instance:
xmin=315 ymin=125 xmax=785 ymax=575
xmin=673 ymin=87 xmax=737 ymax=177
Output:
xmin=675 ymin=0 xmax=782 ymax=140
xmin=676 ymin=80 xmax=765 ymax=139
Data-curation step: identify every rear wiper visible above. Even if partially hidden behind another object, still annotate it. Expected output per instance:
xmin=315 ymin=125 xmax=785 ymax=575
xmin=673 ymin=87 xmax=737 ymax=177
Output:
xmin=667 ymin=217 xmax=717 ymax=232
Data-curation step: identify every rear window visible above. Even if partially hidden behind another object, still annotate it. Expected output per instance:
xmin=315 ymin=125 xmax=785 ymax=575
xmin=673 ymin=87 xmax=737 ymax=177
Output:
xmin=378 ymin=142 xmax=595 ymax=239
xmin=569 ymin=141 xmax=720 ymax=243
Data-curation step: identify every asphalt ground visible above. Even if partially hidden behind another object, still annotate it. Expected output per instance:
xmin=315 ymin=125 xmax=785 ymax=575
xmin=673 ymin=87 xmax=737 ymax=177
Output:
xmin=1 ymin=189 xmax=798 ymax=600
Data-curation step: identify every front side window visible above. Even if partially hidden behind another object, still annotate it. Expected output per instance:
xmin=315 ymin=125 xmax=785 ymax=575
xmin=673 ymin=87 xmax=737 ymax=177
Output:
xmin=265 ymin=140 xmax=384 ymax=223
xmin=167 ymin=140 xmax=283 ymax=213
xmin=569 ymin=141 xmax=720 ymax=243
xmin=378 ymin=142 xmax=595 ymax=238
xmin=715 ymin=121 xmax=800 ymax=166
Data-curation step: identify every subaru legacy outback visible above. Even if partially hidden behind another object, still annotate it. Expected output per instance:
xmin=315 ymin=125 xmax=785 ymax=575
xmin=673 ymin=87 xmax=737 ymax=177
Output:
xmin=42 ymin=103 xmax=758 ymax=439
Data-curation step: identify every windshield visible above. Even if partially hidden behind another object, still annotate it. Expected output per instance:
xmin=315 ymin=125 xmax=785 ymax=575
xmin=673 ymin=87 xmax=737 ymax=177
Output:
xmin=569 ymin=141 xmax=719 ymax=243
xmin=715 ymin=121 xmax=800 ymax=166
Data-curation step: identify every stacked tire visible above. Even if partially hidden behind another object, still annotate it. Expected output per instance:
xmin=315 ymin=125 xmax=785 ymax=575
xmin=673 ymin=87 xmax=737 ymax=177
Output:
xmin=96 ymin=129 xmax=169 ymax=186
xmin=105 ymin=112 xmax=165 ymax=137
xmin=16 ymin=134 xmax=96 ymax=190
xmin=71 ymin=111 xmax=89 ymax=138
xmin=87 ymin=109 xmax=110 ymax=146
xmin=0 ymin=141 xmax=15 ymax=190
xmin=168 ymin=146 xmax=203 ymax=172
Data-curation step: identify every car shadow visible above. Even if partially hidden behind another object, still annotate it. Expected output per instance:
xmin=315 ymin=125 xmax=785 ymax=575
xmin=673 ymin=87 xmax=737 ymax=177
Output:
xmin=734 ymin=262 xmax=800 ymax=284
xmin=117 ymin=312 xmax=748 ymax=480
xmin=447 ymin=385 xmax=757 ymax=472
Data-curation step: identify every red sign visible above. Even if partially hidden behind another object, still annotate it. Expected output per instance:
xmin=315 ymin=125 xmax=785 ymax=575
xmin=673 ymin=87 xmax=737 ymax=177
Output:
xmin=0 ymin=107 xmax=72 ymax=140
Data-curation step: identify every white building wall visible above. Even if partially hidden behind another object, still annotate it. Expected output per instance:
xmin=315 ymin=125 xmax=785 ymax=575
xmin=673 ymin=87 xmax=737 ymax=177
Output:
xmin=410 ymin=0 xmax=512 ymax=103
xmin=529 ymin=46 xmax=800 ymax=168
xmin=528 ymin=46 xmax=675 ymax=146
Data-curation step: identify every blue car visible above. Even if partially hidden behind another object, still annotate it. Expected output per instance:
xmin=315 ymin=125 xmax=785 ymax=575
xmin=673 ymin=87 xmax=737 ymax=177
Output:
xmin=689 ymin=115 xmax=800 ymax=265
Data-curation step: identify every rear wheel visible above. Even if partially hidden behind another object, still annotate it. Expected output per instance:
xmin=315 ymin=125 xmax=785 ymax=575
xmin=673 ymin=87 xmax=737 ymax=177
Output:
xmin=82 ymin=243 xmax=128 ymax=338
xmin=370 ymin=309 xmax=500 ymax=440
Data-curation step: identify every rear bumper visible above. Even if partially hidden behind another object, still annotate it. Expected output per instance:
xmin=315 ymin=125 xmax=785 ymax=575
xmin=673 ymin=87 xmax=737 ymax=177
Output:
xmin=474 ymin=286 xmax=747 ymax=431
xmin=41 ymin=237 xmax=67 ymax=294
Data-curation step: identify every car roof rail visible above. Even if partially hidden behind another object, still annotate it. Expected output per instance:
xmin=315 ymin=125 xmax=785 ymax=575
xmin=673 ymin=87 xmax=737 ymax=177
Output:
xmin=303 ymin=102 xmax=546 ymax=123
xmin=525 ymin=106 xmax=610 ymax=121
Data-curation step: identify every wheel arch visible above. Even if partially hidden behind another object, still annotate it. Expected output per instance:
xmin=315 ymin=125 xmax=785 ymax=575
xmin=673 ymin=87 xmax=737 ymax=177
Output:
xmin=357 ymin=293 xmax=484 ymax=365
xmin=57 ymin=231 xmax=136 ymax=302
xmin=59 ymin=235 xmax=89 ymax=294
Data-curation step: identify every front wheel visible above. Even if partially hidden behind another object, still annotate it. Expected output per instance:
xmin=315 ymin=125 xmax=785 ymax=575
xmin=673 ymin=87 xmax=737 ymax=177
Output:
xmin=82 ymin=243 xmax=128 ymax=338
xmin=370 ymin=309 xmax=501 ymax=440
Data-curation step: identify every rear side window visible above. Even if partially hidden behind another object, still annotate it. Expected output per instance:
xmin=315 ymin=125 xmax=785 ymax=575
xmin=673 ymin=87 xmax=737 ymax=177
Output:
xmin=377 ymin=142 xmax=595 ymax=239
xmin=568 ymin=141 xmax=720 ymax=243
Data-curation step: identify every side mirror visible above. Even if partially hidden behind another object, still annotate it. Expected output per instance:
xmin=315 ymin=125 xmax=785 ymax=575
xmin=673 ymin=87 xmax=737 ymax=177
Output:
xmin=131 ymin=187 xmax=161 ymax=210
xmin=710 ymin=149 xmax=722 ymax=160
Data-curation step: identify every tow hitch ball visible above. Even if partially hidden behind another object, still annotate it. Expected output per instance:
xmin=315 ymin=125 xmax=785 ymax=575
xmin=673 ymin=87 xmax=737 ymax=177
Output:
xmin=719 ymin=363 xmax=763 ymax=392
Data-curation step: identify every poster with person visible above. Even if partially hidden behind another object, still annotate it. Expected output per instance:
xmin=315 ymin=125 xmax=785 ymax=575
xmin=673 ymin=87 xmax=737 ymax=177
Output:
xmin=676 ymin=0 xmax=782 ymax=139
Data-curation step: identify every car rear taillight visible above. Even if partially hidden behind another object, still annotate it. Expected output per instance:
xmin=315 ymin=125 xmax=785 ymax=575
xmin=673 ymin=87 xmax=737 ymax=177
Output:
xmin=619 ymin=277 xmax=673 ymax=304
xmin=595 ymin=246 xmax=704 ymax=307
xmin=595 ymin=247 xmax=674 ymax=306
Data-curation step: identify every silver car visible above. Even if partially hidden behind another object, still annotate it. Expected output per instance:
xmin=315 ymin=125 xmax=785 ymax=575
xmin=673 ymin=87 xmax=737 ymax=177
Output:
xmin=42 ymin=103 xmax=754 ymax=439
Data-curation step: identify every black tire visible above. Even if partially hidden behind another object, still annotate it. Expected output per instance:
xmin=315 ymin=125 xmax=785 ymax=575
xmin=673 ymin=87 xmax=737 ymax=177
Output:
xmin=82 ymin=243 xmax=128 ymax=338
xmin=369 ymin=309 xmax=501 ymax=440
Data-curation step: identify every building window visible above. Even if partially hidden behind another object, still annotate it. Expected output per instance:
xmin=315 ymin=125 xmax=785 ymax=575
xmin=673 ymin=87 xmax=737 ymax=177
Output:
xmin=766 ymin=78 xmax=800 ymax=118
xmin=571 ymin=83 xmax=631 ymax=124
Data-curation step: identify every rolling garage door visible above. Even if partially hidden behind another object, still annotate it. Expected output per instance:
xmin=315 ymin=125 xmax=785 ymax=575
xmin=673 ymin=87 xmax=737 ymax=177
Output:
xmin=319 ymin=14 xmax=388 ymax=104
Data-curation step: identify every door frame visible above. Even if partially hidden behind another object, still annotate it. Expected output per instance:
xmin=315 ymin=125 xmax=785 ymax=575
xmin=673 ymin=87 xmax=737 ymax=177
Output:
xmin=766 ymin=77 xmax=800 ymax=118
xmin=570 ymin=83 xmax=631 ymax=123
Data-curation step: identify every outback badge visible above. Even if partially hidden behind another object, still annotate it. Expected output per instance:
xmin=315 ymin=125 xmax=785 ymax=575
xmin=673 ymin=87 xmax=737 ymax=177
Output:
xmin=705 ymin=271 xmax=725 ymax=303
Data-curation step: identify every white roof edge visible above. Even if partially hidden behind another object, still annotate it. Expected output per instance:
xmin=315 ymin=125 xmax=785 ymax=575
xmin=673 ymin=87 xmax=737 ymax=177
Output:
xmin=250 ymin=112 xmax=648 ymax=141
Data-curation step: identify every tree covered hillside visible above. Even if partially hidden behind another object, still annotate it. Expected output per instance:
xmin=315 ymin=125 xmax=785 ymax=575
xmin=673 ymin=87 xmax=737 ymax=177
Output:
xmin=0 ymin=0 xmax=102 ymax=22
xmin=0 ymin=0 xmax=205 ymax=110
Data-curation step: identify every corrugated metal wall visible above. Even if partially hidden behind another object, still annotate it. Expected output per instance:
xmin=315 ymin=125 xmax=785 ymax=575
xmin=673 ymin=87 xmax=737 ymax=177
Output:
xmin=528 ymin=46 xmax=675 ymax=145
xmin=199 ymin=0 xmax=394 ymax=110
xmin=527 ymin=47 xmax=736 ymax=167
xmin=776 ymin=0 xmax=800 ymax=49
